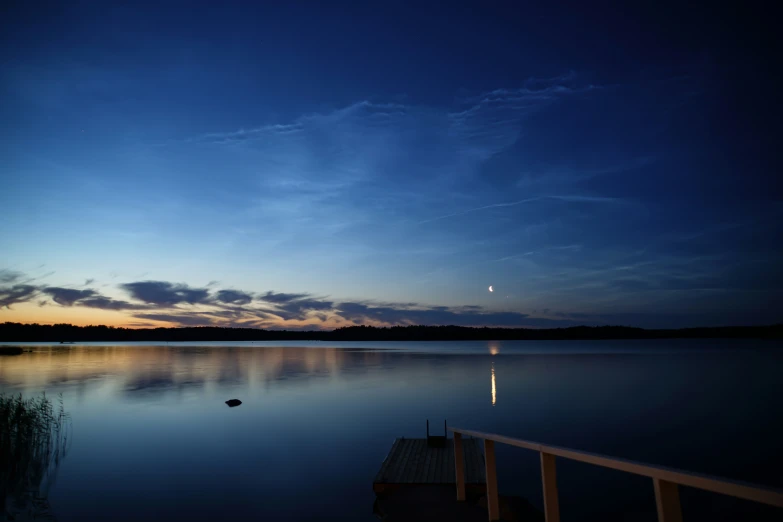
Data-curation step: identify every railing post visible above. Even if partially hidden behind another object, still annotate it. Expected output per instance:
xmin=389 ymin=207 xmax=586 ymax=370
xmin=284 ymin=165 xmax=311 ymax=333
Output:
xmin=654 ymin=478 xmax=683 ymax=522
xmin=540 ymin=452 xmax=561 ymax=522
xmin=484 ymin=439 xmax=500 ymax=521
xmin=454 ymin=432 xmax=466 ymax=501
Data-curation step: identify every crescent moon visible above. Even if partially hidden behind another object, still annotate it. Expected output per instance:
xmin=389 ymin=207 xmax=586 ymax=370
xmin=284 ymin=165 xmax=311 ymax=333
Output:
xmin=488 ymin=285 xmax=493 ymax=292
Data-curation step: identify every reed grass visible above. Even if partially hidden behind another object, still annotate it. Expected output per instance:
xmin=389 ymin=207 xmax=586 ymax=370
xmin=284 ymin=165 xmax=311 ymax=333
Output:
xmin=1 ymin=392 xmax=71 ymax=520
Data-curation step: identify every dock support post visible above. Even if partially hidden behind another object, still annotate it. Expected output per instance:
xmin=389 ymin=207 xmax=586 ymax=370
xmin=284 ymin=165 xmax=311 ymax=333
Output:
xmin=484 ymin=439 xmax=500 ymax=521
xmin=454 ymin=432 xmax=466 ymax=501
xmin=654 ymin=478 xmax=683 ymax=522
xmin=540 ymin=452 xmax=561 ymax=522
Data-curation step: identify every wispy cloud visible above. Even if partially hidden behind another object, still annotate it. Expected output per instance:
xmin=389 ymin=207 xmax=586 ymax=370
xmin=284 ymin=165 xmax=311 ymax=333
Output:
xmin=516 ymin=156 xmax=656 ymax=189
xmin=258 ymin=291 xmax=312 ymax=304
xmin=334 ymin=301 xmax=530 ymax=327
xmin=447 ymin=74 xmax=600 ymax=167
xmin=0 ymin=270 xmax=24 ymax=284
xmin=3 ymin=267 xmax=781 ymax=329
xmin=121 ymin=281 xmax=211 ymax=306
xmin=493 ymin=244 xmax=583 ymax=263
xmin=452 ymin=71 xmax=596 ymax=112
xmin=196 ymin=123 xmax=306 ymax=145
xmin=1 ymin=269 xmax=60 ymax=308
xmin=214 ymin=289 xmax=254 ymax=305
xmin=0 ymin=271 xmax=542 ymax=327
xmin=186 ymin=101 xmax=409 ymax=147
xmin=163 ymin=73 xmax=605 ymax=248
xmin=78 ymin=297 xmax=153 ymax=311
xmin=0 ymin=284 xmax=38 ymax=308
xmin=258 ymin=292 xmax=335 ymax=322
xmin=417 ymin=195 xmax=626 ymax=225
xmin=133 ymin=313 xmax=221 ymax=327
xmin=42 ymin=287 xmax=96 ymax=306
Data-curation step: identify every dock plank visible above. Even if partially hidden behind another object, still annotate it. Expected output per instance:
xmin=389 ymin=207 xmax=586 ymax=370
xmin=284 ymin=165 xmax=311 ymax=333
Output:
xmin=434 ymin=445 xmax=443 ymax=483
xmin=405 ymin=439 xmax=421 ymax=482
xmin=462 ymin=438 xmax=473 ymax=483
xmin=428 ymin=442 xmax=439 ymax=483
xmin=375 ymin=438 xmax=402 ymax=482
xmin=437 ymin=445 xmax=444 ymax=483
xmin=374 ymin=438 xmax=488 ymax=490
xmin=464 ymin=439 xmax=473 ymax=482
xmin=385 ymin=439 xmax=403 ymax=483
xmin=406 ymin=439 xmax=420 ymax=482
xmin=467 ymin=439 xmax=477 ymax=481
xmin=415 ymin=440 xmax=429 ymax=482
xmin=397 ymin=439 xmax=416 ymax=483
xmin=443 ymin=444 xmax=457 ymax=484
xmin=417 ymin=439 xmax=432 ymax=483
xmin=439 ymin=444 xmax=448 ymax=482
xmin=450 ymin=442 xmax=456 ymax=482
xmin=402 ymin=440 xmax=415 ymax=483
xmin=393 ymin=438 xmax=415 ymax=484
xmin=388 ymin=438 xmax=407 ymax=481
xmin=417 ymin=440 xmax=429 ymax=482
xmin=438 ymin=445 xmax=446 ymax=483
xmin=437 ymin=445 xmax=447 ymax=483
xmin=406 ymin=439 xmax=424 ymax=483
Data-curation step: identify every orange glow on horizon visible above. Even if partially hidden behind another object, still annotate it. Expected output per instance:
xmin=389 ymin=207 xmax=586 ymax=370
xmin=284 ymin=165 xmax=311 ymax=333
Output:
xmin=1 ymin=302 xmax=147 ymax=328
xmin=0 ymin=302 xmax=349 ymax=330
xmin=2 ymin=302 xmax=523 ymax=331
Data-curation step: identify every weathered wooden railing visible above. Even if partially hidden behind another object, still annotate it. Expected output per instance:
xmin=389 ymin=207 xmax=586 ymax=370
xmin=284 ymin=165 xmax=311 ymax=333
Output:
xmin=451 ymin=427 xmax=783 ymax=522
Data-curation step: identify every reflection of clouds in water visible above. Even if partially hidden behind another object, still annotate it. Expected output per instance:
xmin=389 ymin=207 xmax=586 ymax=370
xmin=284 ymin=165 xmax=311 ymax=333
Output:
xmin=0 ymin=346 xmax=394 ymax=395
xmin=124 ymin=373 xmax=207 ymax=397
xmin=125 ymin=375 xmax=176 ymax=391
xmin=0 ymin=346 xmax=519 ymax=406
xmin=216 ymin=349 xmax=244 ymax=385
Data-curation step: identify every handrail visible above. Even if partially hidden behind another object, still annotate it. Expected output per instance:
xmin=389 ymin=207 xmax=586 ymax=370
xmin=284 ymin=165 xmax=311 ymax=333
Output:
xmin=450 ymin=427 xmax=783 ymax=522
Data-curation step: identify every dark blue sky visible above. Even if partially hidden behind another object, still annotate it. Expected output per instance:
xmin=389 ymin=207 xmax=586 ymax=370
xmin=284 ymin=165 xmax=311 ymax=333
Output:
xmin=1 ymin=1 xmax=781 ymax=329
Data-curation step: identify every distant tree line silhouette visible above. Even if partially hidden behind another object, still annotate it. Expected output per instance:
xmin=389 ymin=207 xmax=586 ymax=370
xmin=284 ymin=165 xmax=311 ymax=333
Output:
xmin=0 ymin=322 xmax=781 ymax=342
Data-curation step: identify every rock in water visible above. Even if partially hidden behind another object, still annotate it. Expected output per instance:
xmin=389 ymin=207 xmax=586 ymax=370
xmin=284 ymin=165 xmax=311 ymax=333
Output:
xmin=225 ymin=399 xmax=242 ymax=407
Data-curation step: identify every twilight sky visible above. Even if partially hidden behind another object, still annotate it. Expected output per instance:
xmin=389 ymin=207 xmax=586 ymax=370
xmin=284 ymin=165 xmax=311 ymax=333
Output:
xmin=1 ymin=2 xmax=781 ymax=329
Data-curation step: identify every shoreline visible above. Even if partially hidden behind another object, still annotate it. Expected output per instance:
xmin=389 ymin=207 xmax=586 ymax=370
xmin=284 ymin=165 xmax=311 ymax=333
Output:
xmin=0 ymin=322 xmax=781 ymax=343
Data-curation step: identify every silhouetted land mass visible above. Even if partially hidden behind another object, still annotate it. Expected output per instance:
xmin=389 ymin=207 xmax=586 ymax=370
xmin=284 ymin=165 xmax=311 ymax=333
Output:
xmin=0 ymin=322 xmax=781 ymax=342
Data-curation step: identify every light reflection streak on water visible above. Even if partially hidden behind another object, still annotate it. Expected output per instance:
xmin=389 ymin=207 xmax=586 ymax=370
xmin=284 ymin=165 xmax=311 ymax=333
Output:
xmin=491 ymin=362 xmax=496 ymax=406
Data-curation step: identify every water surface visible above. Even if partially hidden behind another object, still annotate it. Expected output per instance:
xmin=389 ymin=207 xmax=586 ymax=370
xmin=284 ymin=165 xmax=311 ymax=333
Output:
xmin=1 ymin=340 xmax=781 ymax=521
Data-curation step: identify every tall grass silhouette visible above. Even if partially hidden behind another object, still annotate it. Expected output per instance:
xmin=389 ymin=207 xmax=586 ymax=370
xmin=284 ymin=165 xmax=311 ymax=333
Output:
xmin=1 ymin=393 xmax=71 ymax=520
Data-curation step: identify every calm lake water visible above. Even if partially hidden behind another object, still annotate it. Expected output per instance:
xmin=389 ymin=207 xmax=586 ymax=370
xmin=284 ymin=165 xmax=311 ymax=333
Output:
xmin=1 ymin=340 xmax=782 ymax=521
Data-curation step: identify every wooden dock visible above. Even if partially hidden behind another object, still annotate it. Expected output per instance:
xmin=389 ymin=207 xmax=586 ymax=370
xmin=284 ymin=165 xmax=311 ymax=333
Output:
xmin=373 ymin=428 xmax=783 ymax=522
xmin=449 ymin=427 xmax=783 ymax=522
xmin=373 ymin=437 xmax=486 ymax=494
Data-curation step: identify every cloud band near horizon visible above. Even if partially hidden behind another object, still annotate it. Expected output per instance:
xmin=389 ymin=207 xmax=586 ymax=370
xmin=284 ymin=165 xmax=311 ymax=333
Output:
xmin=0 ymin=271 xmax=568 ymax=329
